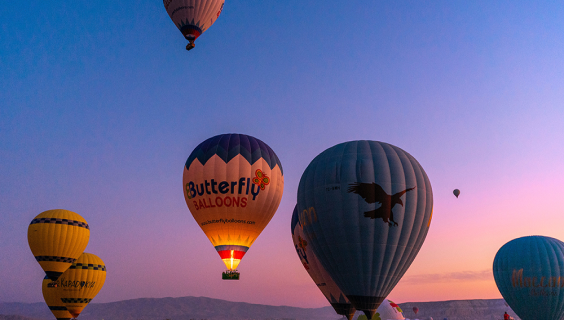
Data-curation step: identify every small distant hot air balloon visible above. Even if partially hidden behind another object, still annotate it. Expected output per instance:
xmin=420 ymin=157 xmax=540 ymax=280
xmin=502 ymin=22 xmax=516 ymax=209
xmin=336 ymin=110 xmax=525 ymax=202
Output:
xmin=42 ymin=276 xmax=73 ymax=320
xmin=297 ymin=140 xmax=433 ymax=319
xmin=28 ymin=209 xmax=90 ymax=281
xmin=57 ymin=253 xmax=106 ymax=319
xmin=164 ymin=0 xmax=225 ymax=50
xmin=183 ymin=134 xmax=284 ymax=279
xmin=493 ymin=236 xmax=564 ymax=320
xmin=413 ymin=306 xmax=419 ymax=314
xmin=453 ymin=189 xmax=460 ymax=198
xmin=291 ymin=205 xmax=355 ymax=320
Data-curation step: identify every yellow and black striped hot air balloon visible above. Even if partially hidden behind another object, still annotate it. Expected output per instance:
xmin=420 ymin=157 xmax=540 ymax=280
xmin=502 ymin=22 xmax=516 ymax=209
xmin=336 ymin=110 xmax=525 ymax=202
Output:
xmin=42 ymin=275 xmax=72 ymax=320
xmin=58 ymin=252 xmax=106 ymax=319
xmin=28 ymin=209 xmax=90 ymax=281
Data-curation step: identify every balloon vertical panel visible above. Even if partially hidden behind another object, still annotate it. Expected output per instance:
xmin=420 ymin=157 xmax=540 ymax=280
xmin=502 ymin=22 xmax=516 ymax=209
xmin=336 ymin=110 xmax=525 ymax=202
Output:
xmin=493 ymin=236 xmax=564 ymax=320
xmin=297 ymin=141 xmax=432 ymax=317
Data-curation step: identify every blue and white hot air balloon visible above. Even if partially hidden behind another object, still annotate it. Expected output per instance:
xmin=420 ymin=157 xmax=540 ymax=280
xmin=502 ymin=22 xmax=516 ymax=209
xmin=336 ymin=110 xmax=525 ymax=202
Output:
xmin=297 ymin=140 xmax=433 ymax=318
xmin=493 ymin=236 xmax=564 ymax=320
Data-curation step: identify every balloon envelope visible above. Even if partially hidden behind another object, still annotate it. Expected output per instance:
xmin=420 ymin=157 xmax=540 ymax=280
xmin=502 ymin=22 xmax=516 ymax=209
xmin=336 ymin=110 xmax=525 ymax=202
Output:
xmin=356 ymin=299 xmax=405 ymax=320
xmin=453 ymin=189 xmax=460 ymax=198
xmin=291 ymin=205 xmax=355 ymax=320
xmin=42 ymin=276 xmax=73 ymax=320
xmin=413 ymin=306 xmax=419 ymax=314
xmin=183 ymin=134 xmax=284 ymax=272
xmin=28 ymin=209 xmax=90 ymax=280
xmin=57 ymin=253 xmax=106 ymax=318
xmin=493 ymin=236 xmax=564 ymax=320
xmin=164 ymin=0 xmax=224 ymax=45
xmin=297 ymin=141 xmax=433 ymax=318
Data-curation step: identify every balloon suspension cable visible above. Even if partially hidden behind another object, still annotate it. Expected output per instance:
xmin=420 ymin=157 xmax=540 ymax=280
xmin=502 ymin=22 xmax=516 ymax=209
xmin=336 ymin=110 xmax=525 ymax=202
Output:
xmin=186 ymin=40 xmax=195 ymax=51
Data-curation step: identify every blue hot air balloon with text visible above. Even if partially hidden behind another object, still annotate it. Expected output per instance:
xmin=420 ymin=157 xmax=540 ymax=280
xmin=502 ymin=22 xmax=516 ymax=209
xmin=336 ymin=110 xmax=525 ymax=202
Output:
xmin=493 ymin=236 xmax=564 ymax=320
xmin=297 ymin=140 xmax=433 ymax=318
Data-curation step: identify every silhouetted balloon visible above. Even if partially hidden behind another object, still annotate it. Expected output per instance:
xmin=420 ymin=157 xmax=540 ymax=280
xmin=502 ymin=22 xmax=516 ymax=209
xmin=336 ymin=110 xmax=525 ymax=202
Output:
xmin=42 ymin=276 xmax=72 ymax=320
xmin=453 ymin=189 xmax=460 ymax=198
xmin=413 ymin=306 xmax=419 ymax=314
xmin=28 ymin=209 xmax=90 ymax=281
xmin=183 ymin=134 xmax=284 ymax=277
xmin=57 ymin=253 xmax=106 ymax=318
xmin=164 ymin=0 xmax=224 ymax=50
xmin=291 ymin=205 xmax=355 ymax=320
xmin=297 ymin=140 xmax=433 ymax=318
xmin=493 ymin=236 xmax=564 ymax=320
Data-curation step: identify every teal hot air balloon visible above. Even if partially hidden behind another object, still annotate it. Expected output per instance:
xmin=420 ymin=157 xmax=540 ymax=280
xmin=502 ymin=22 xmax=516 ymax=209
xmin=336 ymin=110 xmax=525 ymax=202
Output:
xmin=493 ymin=236 xmax=564 ymax=320
xmin=297 ymin=140 xmax=433 ymax=318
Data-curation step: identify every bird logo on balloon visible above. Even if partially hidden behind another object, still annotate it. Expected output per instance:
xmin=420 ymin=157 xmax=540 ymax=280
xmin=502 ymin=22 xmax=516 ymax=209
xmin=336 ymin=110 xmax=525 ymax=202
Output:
xmin=347 ymin=183 xmax=415 ymax=226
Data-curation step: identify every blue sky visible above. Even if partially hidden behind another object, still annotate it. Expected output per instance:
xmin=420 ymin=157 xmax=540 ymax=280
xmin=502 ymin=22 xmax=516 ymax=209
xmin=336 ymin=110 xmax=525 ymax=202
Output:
xmin=1 ymin=0 xmax=564 ymax=307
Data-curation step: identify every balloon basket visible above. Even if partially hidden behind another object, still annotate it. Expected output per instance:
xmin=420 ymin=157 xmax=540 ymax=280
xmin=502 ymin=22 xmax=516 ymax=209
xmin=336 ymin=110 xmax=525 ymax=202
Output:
xmin=222 ymin=270 xmax=240 ymax=280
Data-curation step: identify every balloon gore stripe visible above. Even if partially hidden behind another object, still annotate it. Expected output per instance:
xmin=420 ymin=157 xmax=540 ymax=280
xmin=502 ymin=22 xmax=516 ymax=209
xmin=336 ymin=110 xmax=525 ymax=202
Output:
xmin=61 ymin=298 xmax=92 ymax=304
xmin=69 ymin=263 xmax=106 ymax=271
xmin=215 ymin=245 xmax=249 ymax=252
xmin=49 ymin=306 xmax=68 ymax=311
xmin=35 ymin=256 xmax=76 ymax=263
xmin=30 ymin=218 xmax=90 ymax=230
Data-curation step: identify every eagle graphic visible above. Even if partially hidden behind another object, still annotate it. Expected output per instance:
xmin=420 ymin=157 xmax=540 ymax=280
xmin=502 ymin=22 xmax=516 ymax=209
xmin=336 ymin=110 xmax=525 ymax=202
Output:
xmin=347 ymin=183 xmax=415 ymax=226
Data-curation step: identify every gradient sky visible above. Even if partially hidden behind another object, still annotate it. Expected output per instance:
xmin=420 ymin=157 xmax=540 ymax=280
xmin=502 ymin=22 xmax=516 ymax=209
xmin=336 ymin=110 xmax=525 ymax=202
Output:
xmin=1 ymin=0 xmax=564 ymax=309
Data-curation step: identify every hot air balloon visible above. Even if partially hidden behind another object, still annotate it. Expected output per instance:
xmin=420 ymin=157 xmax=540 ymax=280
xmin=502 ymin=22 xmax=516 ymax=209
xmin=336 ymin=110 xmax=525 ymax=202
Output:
xmin=291 ymin=205 xmax=356 ymax=320
xmin=183 ymin=134 xmax=284 ymax=279
xmin=453 ymin=189 xmax=460 ymax=198
xmin=297 ymin=140 xmax=433 ymax=318
xmin=28 ymin=209 xmax=90 ymax=281
xmin=56 ymin=253 xmax=106 ymax=319
xmin=164 ymin=0 xmax=225 ymax=50
xmin=413 ymin=306 xmax=419 ymax=314
xmin=493 ymin=236 xmax=564 ymax=320
xmin=42 ymin=276 xmax=73 ymax=320
xmin=355 ymin=299 xmax=405 ymax=320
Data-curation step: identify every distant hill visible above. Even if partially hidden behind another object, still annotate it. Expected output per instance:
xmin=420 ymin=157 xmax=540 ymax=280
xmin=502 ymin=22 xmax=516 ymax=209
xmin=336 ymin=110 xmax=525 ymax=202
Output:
xmin=398 ymin=299 xmax=520 ymax=320
xmin=0 ymin=296 xmax=520 ymax=320
xmin=0 ymin=316 xmax=42 ymax=320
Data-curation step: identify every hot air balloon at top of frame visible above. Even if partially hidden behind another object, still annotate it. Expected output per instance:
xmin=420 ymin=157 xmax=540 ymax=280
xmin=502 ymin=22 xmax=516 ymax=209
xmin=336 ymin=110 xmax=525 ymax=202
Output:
xmin=453 ymin=189 xmax=460 ymax=198
xmin=493 ymin=236 xmax=564 ymax=320
xmin=28 ymin=209 xmax=90 ymax=281
xmin=291 ymin=205 xmax=356 ymax=320
xmin=183 ymin=134 xmax=284 ymax=279
xmin=164 ymin=0 xmax=225 ymax=51
xmin=297 ymin=140 xmax=433 ymax=319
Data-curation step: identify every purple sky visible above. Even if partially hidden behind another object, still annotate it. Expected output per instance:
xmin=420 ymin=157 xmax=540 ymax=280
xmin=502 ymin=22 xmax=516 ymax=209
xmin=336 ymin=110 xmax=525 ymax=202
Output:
xmin=1 ymin=0 xmax=564 ymax=308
